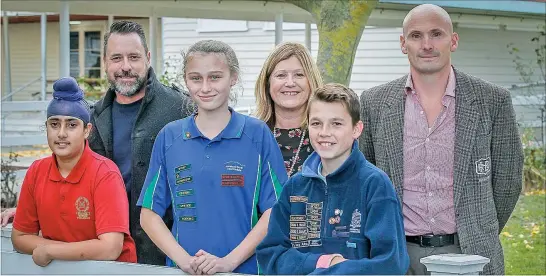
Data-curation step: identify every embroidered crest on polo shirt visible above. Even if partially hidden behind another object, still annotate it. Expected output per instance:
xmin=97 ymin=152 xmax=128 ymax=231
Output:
xmin=224 ymin=161 xmax=245 ymax=172
xmin=75 ymin=196 xmax=90 ymax=219
xmin=475 ymin=157 xmax=491 ymax=175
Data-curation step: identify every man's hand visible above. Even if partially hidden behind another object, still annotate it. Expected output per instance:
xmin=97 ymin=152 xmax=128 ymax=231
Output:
xmin=191 ymin=249 xmax=236 ymax=275
xmin=32 ymin=244 xmax=52 ymax=267
xmin=1 ymin=207 xmax=16 ymax=227
xmin=175 ymin=255 xmax=198 ymax=275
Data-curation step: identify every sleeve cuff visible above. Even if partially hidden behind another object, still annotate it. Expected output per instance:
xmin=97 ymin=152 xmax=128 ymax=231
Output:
xmin=12 ymin=222 xmax=39 ymax=235
xmin=316 ymin=254 xmax=343 ymax=268
xmin=302 ymin=253 xmax=322 ymax=273
xmin=96 ymin=226 xmax=130 ymax=236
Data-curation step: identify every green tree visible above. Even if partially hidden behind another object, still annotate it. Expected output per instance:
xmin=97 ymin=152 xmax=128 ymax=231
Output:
xmin=270 ymin=0 xmax=379 ymax=85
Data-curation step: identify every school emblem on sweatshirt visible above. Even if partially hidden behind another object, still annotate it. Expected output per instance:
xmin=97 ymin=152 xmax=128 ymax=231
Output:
xmin=75 ymin=196 xmax=90 ymax=219
xmin=349 ymin=209 xmax=361 ymax=233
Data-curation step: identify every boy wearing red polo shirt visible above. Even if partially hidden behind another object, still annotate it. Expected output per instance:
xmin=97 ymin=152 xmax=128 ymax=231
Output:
xmin=11 ymin=77 xmax=137 ymax=266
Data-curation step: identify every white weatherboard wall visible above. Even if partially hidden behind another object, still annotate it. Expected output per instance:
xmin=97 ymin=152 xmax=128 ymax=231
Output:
xmin=162 ymin=17 xmax=544 ymax=96
xmin=163 ymin=17 xmax=544 ymax=129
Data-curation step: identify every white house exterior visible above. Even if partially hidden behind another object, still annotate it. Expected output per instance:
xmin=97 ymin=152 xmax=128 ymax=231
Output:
xmin=161 ymin=15 xmax=545 ymax=132
xmin=1 ymin=0 xmax=545 ymax=146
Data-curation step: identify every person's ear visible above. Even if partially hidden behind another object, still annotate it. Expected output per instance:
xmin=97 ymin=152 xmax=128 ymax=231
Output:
xmin=352 ymin=120 xmax=363 ymax=140
xmin=84 ymin=123 xmax=93 ymax=139
xmin=400 ymin=35 xmax=408 ymax=54
xmin=450 ymin=32 xmax=459 ymax=52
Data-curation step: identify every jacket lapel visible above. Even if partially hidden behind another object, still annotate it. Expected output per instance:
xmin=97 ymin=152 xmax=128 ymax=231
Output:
xmin=452 ymin=69 xmax=479 ymax=207
xmin=382 ymin=77 xmax=407 ymax=199
xmin=94 ymin=87 xmax=116 ymax=159
xmin=95 ymin=105 xmax=113 ymax=158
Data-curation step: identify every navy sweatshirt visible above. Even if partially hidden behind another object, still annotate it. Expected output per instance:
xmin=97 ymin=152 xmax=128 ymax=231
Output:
xmin=257 ymin=141 xmax=409 ymax=275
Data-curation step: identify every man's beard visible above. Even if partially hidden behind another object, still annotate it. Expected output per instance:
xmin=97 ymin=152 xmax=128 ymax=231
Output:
xmin=108 ymin=70 xmax=146 ymax=97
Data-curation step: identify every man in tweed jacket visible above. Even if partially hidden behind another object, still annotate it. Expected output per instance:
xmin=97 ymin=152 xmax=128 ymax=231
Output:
xmin=359 ymin=4 xmax=523 ymax=275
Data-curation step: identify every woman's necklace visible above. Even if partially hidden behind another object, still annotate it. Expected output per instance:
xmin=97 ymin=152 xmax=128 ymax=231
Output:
xmin=287 ymin=129 xmax=306 ymax=176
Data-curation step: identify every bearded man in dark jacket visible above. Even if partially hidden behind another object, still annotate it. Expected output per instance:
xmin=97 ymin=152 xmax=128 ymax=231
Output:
xmin=89 ymin=20 xmax=192 ymax=265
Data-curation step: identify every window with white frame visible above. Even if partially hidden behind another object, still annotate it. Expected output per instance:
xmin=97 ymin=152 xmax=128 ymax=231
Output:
xmin=69 ymin=30 xmax=102 ymax=78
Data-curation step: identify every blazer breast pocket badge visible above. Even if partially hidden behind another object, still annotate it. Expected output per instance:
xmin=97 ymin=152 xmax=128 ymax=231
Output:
xmin=475 ymin=157 xmax=491 ymax=175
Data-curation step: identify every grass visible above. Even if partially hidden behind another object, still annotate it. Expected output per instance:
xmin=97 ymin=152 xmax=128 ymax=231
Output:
xmin=501 ymin=190 xmax=545 ymax=275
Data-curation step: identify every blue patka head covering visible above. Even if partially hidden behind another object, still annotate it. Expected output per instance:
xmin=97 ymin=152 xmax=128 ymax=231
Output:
xmin=47 ymin=77 xmax=90 ymax=124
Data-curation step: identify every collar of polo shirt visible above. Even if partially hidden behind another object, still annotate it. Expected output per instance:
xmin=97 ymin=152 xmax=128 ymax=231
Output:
xmin=48 ymin=141 xmax=92 ymax=184
xmin=183 ymin=107 xmax=246 ymax=140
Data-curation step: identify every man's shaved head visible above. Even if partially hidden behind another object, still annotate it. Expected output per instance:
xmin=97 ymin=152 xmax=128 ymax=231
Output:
xmin=403 ymin=4 xmax=453 ymax=36
xmin=399 ymin=3 xmax=459 ymax=75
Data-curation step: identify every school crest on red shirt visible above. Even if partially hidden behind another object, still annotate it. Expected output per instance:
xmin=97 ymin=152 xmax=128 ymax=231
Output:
xmin=75 ymin=196 xmax=90 ymax=219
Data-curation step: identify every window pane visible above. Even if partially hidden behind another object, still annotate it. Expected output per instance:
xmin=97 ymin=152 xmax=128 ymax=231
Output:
xmin=85 ymin=50 xmax=101 ymax=69
xmin=85 ymin=68 xmax=101 ymax=78
xmin=84 ymin=31 xmax=101 ymax=51
xmin=70 ymin=32 xmax=79 ymax=50
xmin=70 ymin=69 xmax=80 ymax=78
xmin=70 ymin=32 xmax=80 ymax=77
xmin=70 ymin=51 xmax=80 ymax=78
xmin=84 ymin=31 xmax=101 ymax=77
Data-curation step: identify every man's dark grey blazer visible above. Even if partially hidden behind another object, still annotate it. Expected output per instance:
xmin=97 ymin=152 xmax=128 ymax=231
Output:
xmin=89 ymin=67 xmax=192 ymax=265
xmin=359 ymin=67 xmax=524 ymax=275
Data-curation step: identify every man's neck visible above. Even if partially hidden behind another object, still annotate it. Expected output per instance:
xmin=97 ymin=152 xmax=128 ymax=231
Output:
xmin=274 ymin=106 xmax=305 ymax=129
xmin=195 ymin=106 xmax=232 ymax=140
xmin=410 ymin=64 xmax=452 ymax=98
xmin=55 ymin=146 xmax=85 ymax=178
xmin=320 ymin=149 xmax=351 ymax=177
xmin=115 ymin=89 xmax=145 ymax=105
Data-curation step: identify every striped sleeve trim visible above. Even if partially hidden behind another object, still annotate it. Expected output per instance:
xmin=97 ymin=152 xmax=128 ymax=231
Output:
xmin=268 ymin=161 xmax=282 ymax=199
xmin=142 ymin=166 xmax=161 ymax=210
xmin=251 ymin=155 xmax=262 ymax=228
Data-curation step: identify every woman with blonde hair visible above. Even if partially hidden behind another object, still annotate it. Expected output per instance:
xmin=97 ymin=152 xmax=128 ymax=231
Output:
xmin=255 ymin=42 xmax=323 ymax=177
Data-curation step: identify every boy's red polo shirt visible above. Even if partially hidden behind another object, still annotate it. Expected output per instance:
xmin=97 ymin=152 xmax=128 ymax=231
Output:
xmin=13 ymin=142 xmax=137 ymax=263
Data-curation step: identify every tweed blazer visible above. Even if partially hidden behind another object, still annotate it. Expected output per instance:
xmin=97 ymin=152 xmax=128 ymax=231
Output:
xmin=359 ymin=68 xmax=524 ymax=275
xmin=89 ymin=67 xmax=192 ymax=265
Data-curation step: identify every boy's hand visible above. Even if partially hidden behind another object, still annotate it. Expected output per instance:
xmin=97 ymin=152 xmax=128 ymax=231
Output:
xmin=192 ymin=249 xmax=236 ymax=275
xmin=1 ymin=208 xmax=16 ymax=227
xmin=32 ymin=244 xmax=52 ymax=267
xmin=329 ymin=255 xmax=347 ymax=267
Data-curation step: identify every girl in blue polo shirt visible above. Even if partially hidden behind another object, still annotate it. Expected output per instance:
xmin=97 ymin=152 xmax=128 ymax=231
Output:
xmin=137 ymin=40 xmax=288 ymax=275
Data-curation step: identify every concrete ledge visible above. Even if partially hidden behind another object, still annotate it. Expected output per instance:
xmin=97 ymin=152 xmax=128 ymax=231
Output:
xmin=421 ymin=253 xmax=490 ymax=275
xmin=1 ymin=226 xmax=245 ymax=275
xmin=1 ymin=250 xmax=184 ymax=275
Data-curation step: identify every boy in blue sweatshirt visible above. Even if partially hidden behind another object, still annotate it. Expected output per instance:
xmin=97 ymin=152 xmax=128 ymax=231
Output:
xmin=257 ymin=83 xmax=409 ymax=275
